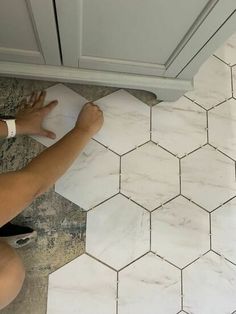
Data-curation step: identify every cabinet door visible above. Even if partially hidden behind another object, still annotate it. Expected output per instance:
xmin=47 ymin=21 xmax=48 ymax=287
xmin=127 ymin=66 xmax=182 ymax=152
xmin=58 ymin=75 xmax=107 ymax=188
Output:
xmin=0 ymin=0 xmax=61 ymax=65
xmin=55 ymin=0 xmax=236 ymax=76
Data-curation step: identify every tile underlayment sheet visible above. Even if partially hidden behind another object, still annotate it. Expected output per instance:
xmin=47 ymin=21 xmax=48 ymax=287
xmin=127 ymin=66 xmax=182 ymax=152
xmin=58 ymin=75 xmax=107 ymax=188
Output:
xmin=29 ymin=32 xmax=236 ymax=314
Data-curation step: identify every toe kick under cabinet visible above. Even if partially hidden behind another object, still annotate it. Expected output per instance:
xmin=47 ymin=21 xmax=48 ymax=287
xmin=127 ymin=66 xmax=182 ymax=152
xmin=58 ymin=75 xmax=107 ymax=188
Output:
xmin=0 ymin=0 xmax=235 ymax=101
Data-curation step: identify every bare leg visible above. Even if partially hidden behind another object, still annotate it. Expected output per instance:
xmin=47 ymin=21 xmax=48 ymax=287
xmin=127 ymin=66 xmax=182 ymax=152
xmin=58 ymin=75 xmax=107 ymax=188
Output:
xmin=0 ymin=241 xmax=25 ymax=310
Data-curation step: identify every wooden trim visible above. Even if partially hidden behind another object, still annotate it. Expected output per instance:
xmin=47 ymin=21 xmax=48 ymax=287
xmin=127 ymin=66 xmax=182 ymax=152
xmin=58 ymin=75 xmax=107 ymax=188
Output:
xmin=27 ymin=0 xmax=61 ymax=66
xmin=79 ymin=56 xmax=165 ymax=76
xmin=165 ymin=0 xmax=236 ymax=78
xmin=0 ymin=61 xmax=192 ymax=101
xmin=0 ymin=47 xmax=44 ymax=64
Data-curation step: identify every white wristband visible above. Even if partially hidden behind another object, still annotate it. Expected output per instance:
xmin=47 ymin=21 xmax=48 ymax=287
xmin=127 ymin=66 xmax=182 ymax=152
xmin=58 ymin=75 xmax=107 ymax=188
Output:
xmin=4 ymin=119 xmax=16 ymax=138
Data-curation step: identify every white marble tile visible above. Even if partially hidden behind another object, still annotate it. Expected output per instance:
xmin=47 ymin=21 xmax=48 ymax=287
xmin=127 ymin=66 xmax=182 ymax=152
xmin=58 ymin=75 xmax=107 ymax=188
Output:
xmin=185 ymin=56 xmax=232 ymax=109
xmin=55 ymin=139 xmax=119 ymax=210
xmin=86 ymin=194 xmax=150 ymax=270
xmin=183 ymin=251 xmax=236 ymax=314
xmin=31 ymin=83 xmax=88 ymax=147
xmin=93 ymin=89 xmax=150 ymax=155
xmin=151 ymin=196 xmax=209 ymax=268
xmin=121 ymin=142 xmax=179 ymax=211
xmin=47 ymin=254 xmax=117 ymax=314
xmin=152 ymin=97 xmax=207 ymax=157
xmin=215 ymin=33 xmax=236 ymax=66
xmin=233 ymin=66 xmax=236 ymax=98
xmin=208 ymin=98 xmax=236 ymax=160
xmin=118 ymin=252 xmax=181 ymax=314
xmin=181 ymin=145 xmax=236 ymax=211
xmin=212 ymin=197 xmax=236 ymax=264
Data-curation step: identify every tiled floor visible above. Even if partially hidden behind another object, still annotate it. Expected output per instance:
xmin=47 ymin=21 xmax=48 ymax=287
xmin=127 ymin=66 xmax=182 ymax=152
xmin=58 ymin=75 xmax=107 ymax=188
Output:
xmin=1 ymin=32 xmax=236 ymax=314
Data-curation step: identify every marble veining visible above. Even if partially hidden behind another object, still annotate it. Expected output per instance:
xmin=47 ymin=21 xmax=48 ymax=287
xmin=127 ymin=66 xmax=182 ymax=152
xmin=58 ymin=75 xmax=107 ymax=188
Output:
xmin=185 ymin=56 xmax=232 ymax=109
xmin=55 ymin=139 xmax=119 ymax=210
xmin=93 ymin=89 xmax=150 ymax=155
xmin=151 ymin=196 xmax=210 ymax=268
xmin=152 ymin=96 xmax=207 ymax=157
xmin=121 ymin=142 xmax=179 ymax=211
xmin=118 ymin=252 xmax=181 ymax=314
xmin=212 ymin=197 xmax=236 ymax=264
xmin=181 ymin=145 xmax=236 ymax=211
xmin=47 ymin=254 xmax=117 ymax=314
xmin=86 ymin=194 xmax=150 ymax=270
xmin=208 ymin=98 xmax=236 ymax=160
xmin=183 ymin=251 xmax=236 ymax=314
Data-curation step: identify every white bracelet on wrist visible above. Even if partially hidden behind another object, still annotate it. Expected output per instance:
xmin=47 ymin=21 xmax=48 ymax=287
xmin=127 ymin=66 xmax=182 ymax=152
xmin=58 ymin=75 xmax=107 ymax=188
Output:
xmin=0 ymin=119 xmax=16 ymax=138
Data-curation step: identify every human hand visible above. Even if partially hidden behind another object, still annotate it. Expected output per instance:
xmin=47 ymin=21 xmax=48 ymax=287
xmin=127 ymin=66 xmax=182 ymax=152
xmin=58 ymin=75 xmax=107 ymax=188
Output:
xmin=74 ymin=102 xmax=104 ymax=137
xmin=16 ymin=91 xmax=58 ymax=138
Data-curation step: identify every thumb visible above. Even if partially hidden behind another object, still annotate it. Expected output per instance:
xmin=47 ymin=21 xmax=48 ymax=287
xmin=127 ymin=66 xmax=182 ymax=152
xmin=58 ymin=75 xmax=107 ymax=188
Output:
xmin=40 ymin=128 xmax=56 ymax=139
xmin=42 ymin=100 xmax=58 ymax=116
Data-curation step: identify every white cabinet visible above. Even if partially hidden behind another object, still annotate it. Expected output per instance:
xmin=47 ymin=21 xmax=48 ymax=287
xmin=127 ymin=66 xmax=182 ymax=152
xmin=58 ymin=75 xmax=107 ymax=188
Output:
xmin=0 ymin=0 xmax=60 ymax=65
xmin=0 ymin=0 xmax=235 ymax=101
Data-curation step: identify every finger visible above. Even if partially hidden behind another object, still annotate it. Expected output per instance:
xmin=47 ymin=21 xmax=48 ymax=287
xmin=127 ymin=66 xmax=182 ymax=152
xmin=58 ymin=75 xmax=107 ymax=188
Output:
xmin=35 ymin=90 xmax=46 ymax=108
xmin=40 ymin=129 xmax=56 ymax=139
xmin=29 ymin=91 xmax=37 ymax=104
xmin=41 ymin=100 xmax=58 ymax=115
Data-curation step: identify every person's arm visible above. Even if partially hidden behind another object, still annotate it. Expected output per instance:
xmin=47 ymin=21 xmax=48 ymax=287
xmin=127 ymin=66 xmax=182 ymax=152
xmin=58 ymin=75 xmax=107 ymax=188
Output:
xmin=0 ymin=93 xmax=103 ymax=227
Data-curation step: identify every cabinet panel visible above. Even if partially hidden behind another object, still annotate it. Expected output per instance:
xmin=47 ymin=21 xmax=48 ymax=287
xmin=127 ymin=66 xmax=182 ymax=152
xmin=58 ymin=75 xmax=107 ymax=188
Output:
xmin=82 ymin=0 xmax=209 ymax=65
xmin=0 ymin=0 xmax=61 ymax=65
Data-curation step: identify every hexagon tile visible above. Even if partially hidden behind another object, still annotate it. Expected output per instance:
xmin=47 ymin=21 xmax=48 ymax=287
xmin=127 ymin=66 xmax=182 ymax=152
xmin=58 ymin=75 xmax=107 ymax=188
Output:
xmin=212 ymin=197 xmax=236 ymax=263
xmin=183 ymin=251 xmax=236 ymax=314
xmin=86 ymin=194 xmax=150 ymax=270
xmin=151 ymin=196 xmax=210 ymax=268
xmin=93 ymin=89 xmax=150 ymax=155
xmin=118 ymin=253 xmax=181 ymax=314
xmin=208 ymin=98 xmax=236 ymax=159
xmin=55 ymin=139 xmax=119 ymax=210
xmin=47 ymin=254 xmax=117 ymax=314
xmin=181 ymin=145 xmax=236 ymax=211
xmin=31 ymin=83 xmax=88 ymax=147
xmin=27 ymin=33 xmax=236 ymax=314
xmin=152 ymin=96 xmax=207 ymax=157
xmin=121 ymin=142 xmax=179 ymax=211
xmin=185 ymin=55 xmax=232 ymax=109
xmin=214 ymin=33 xmax=236 ymax=66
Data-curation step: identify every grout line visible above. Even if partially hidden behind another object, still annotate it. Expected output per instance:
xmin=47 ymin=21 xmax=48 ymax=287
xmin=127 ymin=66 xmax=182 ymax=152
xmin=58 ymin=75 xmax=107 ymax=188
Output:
xmin=210 ymin=249 xmax=236 ymax=268
xmin=87 ymin=193 xmax=120 ymax=212
xmin=116 ymin=272 xmax=119 ymax=314
xmin=213 ymin=54 xmax=231 ymax=67
xmin=231 ymin=66 xmax=234 ymax=97
xmin=181 ymin=269 xmax=184 ymax=311
xmin=181 ymin=250 xmax=210 ymax=270
xmin=92 ymin=138 xmax=121 ymax=157
xmin=85 ymin=252 xmax=118 ymax=272
xmin=150 ymin=104 xmax=152 ymax=141
xmin=206 ymin=110 xmax=209 ymax=143
xmin=207 ymin=143 xmax=236 ymax=162
xmin=149 ymin=212 xmax=152 ymax=251
xmin=181 ymin=194 xmax=210 ymax=214
xmin=183 ymin=95 xmax=207 ymax=111
xmin=118 ymin=251 xmax=150 ymax=272
xmin=209 ymin=212 xmax=212 ymax=250
xmin=119 ymin=156 xmax=121 ymax=192
xmin=211 ymin=194 xmax=236 ymax=214
xmin=179 ymin=158 xmax=182 ymax=194
xmin=151 ymin=251 xmax=182 ymax=270
xmin=120 ymin=192 xmax=151 ymax=213
xmin=152 ymin=194 xmax=181 ymax=212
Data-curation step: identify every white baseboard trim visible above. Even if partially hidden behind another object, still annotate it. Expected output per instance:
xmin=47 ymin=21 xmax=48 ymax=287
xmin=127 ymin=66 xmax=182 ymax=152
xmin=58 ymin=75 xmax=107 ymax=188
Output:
xmin=0 ymin=61 xmax=193 ymax=101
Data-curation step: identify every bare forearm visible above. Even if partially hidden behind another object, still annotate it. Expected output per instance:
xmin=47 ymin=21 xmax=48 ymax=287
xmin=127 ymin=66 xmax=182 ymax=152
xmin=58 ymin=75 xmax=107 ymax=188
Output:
xmin=24 ymin=128 xmax=91 ymax=196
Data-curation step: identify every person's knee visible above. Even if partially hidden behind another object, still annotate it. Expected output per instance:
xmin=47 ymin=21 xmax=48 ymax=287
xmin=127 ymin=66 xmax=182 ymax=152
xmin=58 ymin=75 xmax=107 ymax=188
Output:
xmin=0 ymin=241 xmax=25 ymax=310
